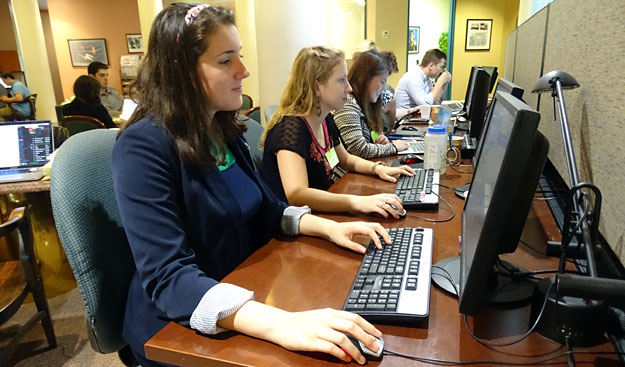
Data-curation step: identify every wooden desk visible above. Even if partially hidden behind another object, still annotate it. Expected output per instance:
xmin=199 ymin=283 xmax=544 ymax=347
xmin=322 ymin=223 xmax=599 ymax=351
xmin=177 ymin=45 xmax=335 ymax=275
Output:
xmin=145 ymin=163 xmax=619 ymax=366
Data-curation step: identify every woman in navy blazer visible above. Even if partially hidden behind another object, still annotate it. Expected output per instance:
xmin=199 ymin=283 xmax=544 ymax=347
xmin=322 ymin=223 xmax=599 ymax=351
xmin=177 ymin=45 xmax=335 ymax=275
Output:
xmin=112 ymin=4 xmax=388 ymax=366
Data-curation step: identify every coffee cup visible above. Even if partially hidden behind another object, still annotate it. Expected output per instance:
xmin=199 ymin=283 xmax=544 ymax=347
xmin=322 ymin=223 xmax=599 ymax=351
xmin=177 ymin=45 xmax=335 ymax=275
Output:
xmin=419 ymin=105 xmax=431 ymax=120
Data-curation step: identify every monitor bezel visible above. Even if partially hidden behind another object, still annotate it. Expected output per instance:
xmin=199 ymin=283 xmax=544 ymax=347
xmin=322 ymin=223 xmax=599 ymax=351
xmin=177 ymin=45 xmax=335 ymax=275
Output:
xmin=467 ymin=68 xmax=491 ymax=140
xmin=459 ymin=92 xmax=542 ymax=315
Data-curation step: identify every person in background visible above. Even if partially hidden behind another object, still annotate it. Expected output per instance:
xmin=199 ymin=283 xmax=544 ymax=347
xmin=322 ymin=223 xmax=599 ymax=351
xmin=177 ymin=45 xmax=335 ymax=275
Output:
xmin=378 ymin=51 xmax=421 ymax=124
xmin=88 ymin=61 xmax=123 ymax=118
xmin=260 ymin=46 xmax=414 ymax=219
xmin=112 ymin=4 xmax=389 ymax=366
xmin=334 ymin=49 xmax=409 ymax=158
xmin=0 ymin=72 xmax=32 ymax=121
xmin=394 ymin=48 xmax=452 ymax=109
xmin=62 ymin=75 xmax=116 ymax=128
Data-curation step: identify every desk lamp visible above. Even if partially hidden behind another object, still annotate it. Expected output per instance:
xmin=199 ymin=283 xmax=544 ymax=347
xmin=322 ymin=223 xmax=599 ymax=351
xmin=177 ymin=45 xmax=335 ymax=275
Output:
xmin=531 ymin=71 xmax=625 ymax=347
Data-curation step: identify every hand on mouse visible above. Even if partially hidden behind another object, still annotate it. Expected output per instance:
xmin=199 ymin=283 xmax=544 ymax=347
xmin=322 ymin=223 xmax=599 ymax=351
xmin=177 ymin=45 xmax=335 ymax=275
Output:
xmin=266 ymin=308 xmax=382 ymax=365
xmin=374 ymin=165 xmax=415 ymax=182
xmin=353 ymin=193 xmax=405 ymax=220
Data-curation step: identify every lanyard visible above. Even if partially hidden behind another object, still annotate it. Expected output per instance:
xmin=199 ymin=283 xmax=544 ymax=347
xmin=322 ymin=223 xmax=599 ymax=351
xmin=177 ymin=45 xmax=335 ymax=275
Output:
xmin=301 ymin=116 xmax=331 ymax=155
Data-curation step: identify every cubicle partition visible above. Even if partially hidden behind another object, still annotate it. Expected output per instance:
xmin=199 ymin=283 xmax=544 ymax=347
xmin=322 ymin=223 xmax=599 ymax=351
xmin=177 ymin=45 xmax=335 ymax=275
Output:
xmin=504 ymin=0 xmax=625 ymax=264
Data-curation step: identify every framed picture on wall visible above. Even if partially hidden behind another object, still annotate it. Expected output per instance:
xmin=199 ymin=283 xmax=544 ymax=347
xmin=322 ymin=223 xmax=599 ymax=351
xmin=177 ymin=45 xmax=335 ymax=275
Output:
xmin=68 ymin=39 xmax=109 ymax=67
xmin=126 ymin=34 xmax=144 ymax=53
xmin=465 ymin=19 xmax=492 ymax=51
xmin=408 ymin=26 xmax=420 ymax=54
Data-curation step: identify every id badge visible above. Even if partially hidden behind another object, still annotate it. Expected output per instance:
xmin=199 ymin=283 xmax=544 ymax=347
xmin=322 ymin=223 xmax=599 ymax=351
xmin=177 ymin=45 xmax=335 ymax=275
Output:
xmin=371 ymin=130 xmax=379 ymax=142
xmin=325 ymin=147 xmax=339 ymax=169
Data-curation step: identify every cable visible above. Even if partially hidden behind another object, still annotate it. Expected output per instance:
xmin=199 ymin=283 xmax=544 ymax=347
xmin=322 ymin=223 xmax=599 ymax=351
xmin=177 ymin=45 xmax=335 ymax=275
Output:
xmin=463 ymin=278 xmax=556 ymax=347
xmin=432 ymin=264 xmax=459 ymax=296
xmin=438 ymin=183 xmax=455 ymax=190
xmin=406 ymin=191 xmax=455 ymax=223
xmin=382 ymin=349 xmax=624 ymax=366
xmin=518 ymin=239 xmax=578 ymax=265
xmin=447 ymin=164 xmax=473 ymax=174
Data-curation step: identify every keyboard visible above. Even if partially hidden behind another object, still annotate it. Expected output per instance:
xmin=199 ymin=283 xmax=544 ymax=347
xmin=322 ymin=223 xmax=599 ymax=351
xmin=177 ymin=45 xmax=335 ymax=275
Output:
xmin=400 ymin=140 xmax=424 ymax=154
xmin=342 ymin=227 xmax=434 ymax=323
xmin=444 ymin=101 xmax=463 ymax=111
xmin=0 ymin=167 xmax=44 ymax=183
xmin=393 ymin=168 xmax=439 ymax=209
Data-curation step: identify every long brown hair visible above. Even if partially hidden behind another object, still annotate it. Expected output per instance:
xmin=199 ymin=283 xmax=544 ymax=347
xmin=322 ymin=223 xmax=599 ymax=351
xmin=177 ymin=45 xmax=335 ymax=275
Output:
xmin=121 ymin=3 xmax=245 ymax=169
xmin=348 ymin=49 xmax=390 ymax=133
xmin=260 ymin=46 xmax=344 ymax=147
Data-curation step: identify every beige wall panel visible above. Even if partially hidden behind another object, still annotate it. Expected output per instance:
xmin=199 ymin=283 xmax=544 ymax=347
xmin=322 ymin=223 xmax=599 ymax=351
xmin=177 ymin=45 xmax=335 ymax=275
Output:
xmin=503 ymin=29 xmax=516 ymax=81
xmin=512 ymin=7 xmax=547 ymax=110
xmin=538 ymin=0 xmax=625 ymax=260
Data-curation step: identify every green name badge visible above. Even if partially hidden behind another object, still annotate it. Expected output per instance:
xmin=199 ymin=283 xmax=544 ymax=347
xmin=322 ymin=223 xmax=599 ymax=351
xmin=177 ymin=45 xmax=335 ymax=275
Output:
xmin=371 ymin=130 xmax=379 ymax=142
xmin=325 ymin=147 xmax=339 ymax=169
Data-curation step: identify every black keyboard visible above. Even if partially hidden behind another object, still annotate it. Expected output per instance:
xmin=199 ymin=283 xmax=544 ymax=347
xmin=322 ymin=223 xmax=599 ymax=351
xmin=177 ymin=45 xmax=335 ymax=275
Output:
xmin=342 ymin=227 xmax=434 ymax=323
xmin=393 ymin=169 xmax=439 ymax=209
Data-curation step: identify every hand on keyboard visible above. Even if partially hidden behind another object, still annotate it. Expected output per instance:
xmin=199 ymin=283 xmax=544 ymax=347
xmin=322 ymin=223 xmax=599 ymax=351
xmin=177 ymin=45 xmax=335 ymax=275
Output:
xmin=374 ymin=165 xmax=415 ymax=183
xmin=326 ymin=221 xmax=392 ymax=253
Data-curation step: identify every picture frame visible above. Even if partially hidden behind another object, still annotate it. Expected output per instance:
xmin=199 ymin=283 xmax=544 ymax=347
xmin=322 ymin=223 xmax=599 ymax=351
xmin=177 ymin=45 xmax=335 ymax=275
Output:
xmin=68 ymin=38 xmax=108 ymax=67
xmin=408 ymin=26 xmax=420 ymax=54
xmin=465 ymin=19 xmax=492 ymax=51
xmin=126 ymin=34 xmax=144 ymax=53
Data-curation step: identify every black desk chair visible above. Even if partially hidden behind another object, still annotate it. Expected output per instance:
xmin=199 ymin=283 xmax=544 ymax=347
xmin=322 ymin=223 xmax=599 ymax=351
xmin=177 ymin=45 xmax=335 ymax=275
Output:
xmin=61 ymin=115 xmax=106 ymax=136
xmin=4 ymin=93 xmax=37 ymax=121
xmin=0 ymin=207 xmax=56 ymax=366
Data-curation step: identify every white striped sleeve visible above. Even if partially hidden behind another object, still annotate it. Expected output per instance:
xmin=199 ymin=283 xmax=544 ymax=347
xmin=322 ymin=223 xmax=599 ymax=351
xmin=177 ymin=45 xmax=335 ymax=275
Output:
xmin=189 ymin=283 xmax=254 ymax=335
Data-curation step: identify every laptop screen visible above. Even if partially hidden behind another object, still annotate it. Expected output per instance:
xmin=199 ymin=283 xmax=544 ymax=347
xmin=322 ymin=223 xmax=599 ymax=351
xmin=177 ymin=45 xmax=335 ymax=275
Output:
xmin=0 ymin=121 xmax=53 ymax=170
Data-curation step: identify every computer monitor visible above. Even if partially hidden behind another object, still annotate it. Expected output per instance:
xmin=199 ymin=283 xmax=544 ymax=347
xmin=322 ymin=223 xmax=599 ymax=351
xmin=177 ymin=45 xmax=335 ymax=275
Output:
xmin=466 ymin=68 xmax=490 ymax=141
xmin=481 ymin=66 xmax=499 ymax=93
xmin=458 ymin=92 xmax=549 ymax=315
xmin=462 ymin=66 xmax=479 ymax=114
xmin=493 ymin=78 xmax=524 ymax=101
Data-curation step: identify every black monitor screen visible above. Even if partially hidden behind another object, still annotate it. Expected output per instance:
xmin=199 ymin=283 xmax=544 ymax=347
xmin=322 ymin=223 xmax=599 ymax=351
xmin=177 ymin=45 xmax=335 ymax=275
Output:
xmin=463 ymin=66 xmax=479 ymax=113
xmin=459 ymin=91 xmax=549 ymax=315
xmin=481 ymin=66 xmax=498 ymax=93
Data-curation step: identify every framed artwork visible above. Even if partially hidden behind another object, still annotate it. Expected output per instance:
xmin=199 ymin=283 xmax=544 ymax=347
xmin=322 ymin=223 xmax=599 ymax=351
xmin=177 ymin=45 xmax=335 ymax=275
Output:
xmin=408 ymin=26 xmax=420 ymax=54
xmin=465 ymin=19 xmax=492 ymax=51
xmin=126 ymin=34 xmax=144 ymax=53
xmin=68 ymin=39 xmax=108 ymax=67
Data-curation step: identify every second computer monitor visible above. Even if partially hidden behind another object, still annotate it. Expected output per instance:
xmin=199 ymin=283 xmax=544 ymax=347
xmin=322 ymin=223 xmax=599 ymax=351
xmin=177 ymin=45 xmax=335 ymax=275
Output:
xmin=493 ymin=78 xmax=524 ymax=101
xmin=481 ymin=66 xmax=499 ymax=93
xmin=466 ymin=68 xmax=490 ymax=141
xmin=459 ymin=91 xmax=549 ymax=315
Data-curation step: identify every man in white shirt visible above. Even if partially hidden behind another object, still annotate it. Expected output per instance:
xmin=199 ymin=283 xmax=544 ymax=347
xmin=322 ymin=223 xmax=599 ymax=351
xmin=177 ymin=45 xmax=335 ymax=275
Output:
xmin=395 ymin=49 xmax=452 ymax=109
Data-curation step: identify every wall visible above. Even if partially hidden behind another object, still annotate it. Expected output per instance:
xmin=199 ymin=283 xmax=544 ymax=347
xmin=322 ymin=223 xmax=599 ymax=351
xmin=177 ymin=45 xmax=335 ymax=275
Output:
xmin=505 ymin=0 xmax=625 ymax=265
xmin=450 ymin=0 xmax=518 ymax=100
xmin=407 ymin=0 xmax=450 ymax=73
xmin=370 ymin=0 xmax=409 ymax=88
xmin=0 ymin=0 xmax=17 ymax=50
xmin=47 ymin=0 xmax=141 ymax=100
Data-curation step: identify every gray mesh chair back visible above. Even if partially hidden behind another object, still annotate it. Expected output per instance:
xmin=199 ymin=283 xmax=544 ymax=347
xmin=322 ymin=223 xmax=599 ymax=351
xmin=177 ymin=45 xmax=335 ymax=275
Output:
xmin=50 ymin=129 xmax=135 ymax=356
xmin=240 ymin=115 xmax=264 ymax=170
xmin=264 ymin=104 xmax=278 ymax=123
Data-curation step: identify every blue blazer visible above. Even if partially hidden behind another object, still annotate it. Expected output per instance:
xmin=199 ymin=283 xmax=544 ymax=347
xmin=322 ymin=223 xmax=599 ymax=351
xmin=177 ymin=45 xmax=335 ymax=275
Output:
xmin=112 ymin=117 xmax=287 ymax=366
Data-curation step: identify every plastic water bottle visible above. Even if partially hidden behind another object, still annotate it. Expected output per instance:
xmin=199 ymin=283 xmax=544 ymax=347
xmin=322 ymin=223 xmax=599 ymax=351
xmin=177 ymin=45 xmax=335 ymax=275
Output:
xmin=424 ymin=125 xmax=447 ymax=174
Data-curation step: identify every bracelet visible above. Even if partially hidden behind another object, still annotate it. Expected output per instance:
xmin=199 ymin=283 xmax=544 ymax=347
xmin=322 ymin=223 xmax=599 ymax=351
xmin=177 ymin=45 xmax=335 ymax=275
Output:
xmin=371 ymin=161 xmax=385 ymax=175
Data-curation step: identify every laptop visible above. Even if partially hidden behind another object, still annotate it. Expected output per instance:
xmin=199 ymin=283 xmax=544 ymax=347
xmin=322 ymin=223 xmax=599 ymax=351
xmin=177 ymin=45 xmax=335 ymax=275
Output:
xmin=393 ymin=106 xmax=452 ymax=139
xmin=0 ymin=120 xmax=54 ymax=183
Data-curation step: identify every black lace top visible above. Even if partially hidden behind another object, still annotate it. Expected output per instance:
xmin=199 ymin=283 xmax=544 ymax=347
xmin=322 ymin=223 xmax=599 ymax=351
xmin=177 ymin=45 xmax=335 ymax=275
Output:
xmin=261 ymin=114 xmax=342 ymax=201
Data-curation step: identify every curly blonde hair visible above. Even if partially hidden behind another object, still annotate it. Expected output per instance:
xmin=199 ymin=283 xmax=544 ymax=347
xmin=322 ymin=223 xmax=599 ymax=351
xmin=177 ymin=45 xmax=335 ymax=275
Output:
xmin=260 ymin=46 xmax=345 ymax=147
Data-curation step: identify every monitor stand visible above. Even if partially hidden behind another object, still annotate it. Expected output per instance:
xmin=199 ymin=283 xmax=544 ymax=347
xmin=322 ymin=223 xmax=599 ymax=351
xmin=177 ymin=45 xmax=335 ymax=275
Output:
xmin=454 ymin=183 xmax=470 ymax=200
xmin=432 ymin=256 xmax=535 ymax=304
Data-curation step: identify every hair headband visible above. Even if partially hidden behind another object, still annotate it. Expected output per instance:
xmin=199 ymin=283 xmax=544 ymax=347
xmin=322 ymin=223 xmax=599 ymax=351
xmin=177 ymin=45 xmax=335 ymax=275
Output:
xmin=185 ymin=4 xmax=211 ymax=25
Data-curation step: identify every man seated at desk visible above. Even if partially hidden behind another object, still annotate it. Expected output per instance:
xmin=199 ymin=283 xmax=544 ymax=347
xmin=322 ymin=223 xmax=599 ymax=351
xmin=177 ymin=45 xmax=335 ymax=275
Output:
xmin=88 ymin=61 xmax=123 ymax=118
xmin=0 ymin=72 xmax=32 ymax=121
xmin=394 ymin=49 xmax=452 ymax=109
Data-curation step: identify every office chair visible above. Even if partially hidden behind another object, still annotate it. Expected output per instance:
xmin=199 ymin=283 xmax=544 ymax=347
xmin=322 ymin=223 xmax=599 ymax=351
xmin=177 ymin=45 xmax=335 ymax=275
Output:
xmin=61 ymin=115 xmax=106 ymax=136
xmin=246 ymin=106 xmax=261 ymax=124
xmin=240 ymin=114 xmax=264 ymax=170
xmin=0 ymin=207 xmax=56 ymax=366
xmin=264 ymin=104 xmax=278 ymax=123
xmin=3 ymin=93 xmax=37 ymax=121
xmin=50 ymin=129 xmax=136 ymax=366
xmin=240 ymin=93 xmax=253 ymax=112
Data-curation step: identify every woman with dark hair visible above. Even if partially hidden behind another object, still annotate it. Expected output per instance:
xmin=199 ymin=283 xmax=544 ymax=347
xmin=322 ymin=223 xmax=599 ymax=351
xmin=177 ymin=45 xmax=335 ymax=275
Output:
xmin=112 ymin=4 xmax=388 ymax=366
xmin=334 ymin=50 xmax=419 ymax=159
xmin=62 ymin=75 xmax=116 ymax=128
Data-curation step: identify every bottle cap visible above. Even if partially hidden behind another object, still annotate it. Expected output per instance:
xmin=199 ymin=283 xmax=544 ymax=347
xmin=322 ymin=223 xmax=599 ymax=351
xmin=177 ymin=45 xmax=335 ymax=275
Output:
xmin=427 ymin=125 xmax=446 ymax=134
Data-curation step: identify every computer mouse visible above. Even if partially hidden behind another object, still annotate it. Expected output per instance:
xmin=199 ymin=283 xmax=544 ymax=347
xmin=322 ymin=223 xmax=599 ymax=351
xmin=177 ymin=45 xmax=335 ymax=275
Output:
xmin=344 ymin=333 xmax=384 ymax=361
xmin=389 ymin=204 xmax=407 ymax=218
xmin=400 ymin=154 xmax=422 ymax=165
